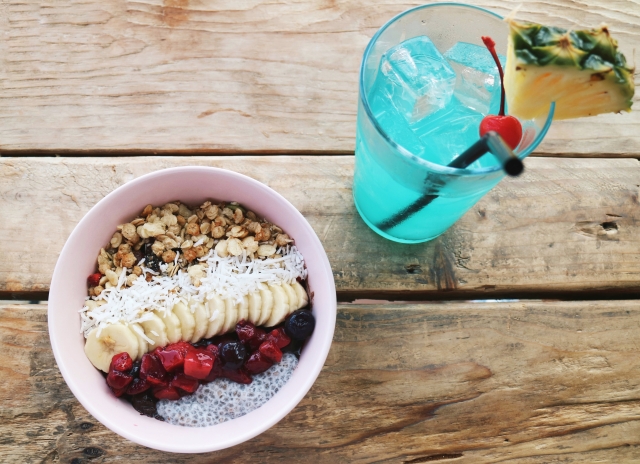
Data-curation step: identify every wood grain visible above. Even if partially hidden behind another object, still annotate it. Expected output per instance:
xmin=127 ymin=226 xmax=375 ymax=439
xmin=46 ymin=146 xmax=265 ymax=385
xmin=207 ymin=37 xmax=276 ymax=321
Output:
xmin=1 ymin=156 xmax=639 ymax=299
xmin=0 ymin=0 xmax=638 ymax=155
xmin=3 ymin=300 xmax=640 ymax=462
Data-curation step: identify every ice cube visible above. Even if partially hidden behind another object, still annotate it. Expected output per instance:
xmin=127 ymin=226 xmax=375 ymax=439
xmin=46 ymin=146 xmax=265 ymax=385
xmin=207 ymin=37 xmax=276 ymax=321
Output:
xmin=412 ymin=100 xmax=484 ymax=165
xmin=444 ymin=42 xmax=506 ymax=115
xmin=371 ymin=36 xmax=456 ymax=124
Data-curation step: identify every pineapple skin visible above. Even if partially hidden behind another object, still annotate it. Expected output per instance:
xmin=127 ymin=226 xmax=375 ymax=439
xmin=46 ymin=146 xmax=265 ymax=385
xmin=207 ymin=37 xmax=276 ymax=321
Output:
xmin=504 ymin=19 xmax=634 ymax=120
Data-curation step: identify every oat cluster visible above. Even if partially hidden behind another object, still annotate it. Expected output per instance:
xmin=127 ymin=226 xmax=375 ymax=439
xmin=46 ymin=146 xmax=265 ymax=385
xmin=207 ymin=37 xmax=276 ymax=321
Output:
xmin=89 ymin=201 xmax=294 ymax=297
xmin=156 ymin=353 xmax=299 ymax=427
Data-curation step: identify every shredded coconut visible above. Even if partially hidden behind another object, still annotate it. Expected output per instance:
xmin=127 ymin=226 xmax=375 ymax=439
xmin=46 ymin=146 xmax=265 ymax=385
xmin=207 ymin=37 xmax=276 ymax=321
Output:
xmin=80 ymin=246 xmax=307 ymax=337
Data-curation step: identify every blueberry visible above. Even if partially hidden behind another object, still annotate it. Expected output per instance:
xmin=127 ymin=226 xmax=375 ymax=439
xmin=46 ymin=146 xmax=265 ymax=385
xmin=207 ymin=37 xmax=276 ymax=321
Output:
xmin=285 ymin=310 xmax=315 ymax=341
xmin=219 ymin=341 xmax=246 ymax=369
xmin=130 ymin=360 xmax=141 ymax=378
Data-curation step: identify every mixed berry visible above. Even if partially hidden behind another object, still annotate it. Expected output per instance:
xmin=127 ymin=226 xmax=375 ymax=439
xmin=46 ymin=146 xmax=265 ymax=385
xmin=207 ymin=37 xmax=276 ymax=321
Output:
xmin=105 ymin=311 xmax=315 ymax=419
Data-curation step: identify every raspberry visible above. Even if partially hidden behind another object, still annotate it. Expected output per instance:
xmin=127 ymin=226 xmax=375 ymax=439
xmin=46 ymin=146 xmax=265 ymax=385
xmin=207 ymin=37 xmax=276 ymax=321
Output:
xmin=259 ymin=340 xmax=283 ymax=363
xmin=244 ymin=351 xmax=273 ymax=375
xmin=87 ymin=273 xmax=102 ymax=287
xmin=184 ymin=349 xmax=215 ymax=380
xmin=110 ymin=352 xmax=133 ymax=372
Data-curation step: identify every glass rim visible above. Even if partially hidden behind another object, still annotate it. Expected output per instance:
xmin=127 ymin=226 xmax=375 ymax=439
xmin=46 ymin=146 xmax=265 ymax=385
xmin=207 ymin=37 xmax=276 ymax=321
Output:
xmin=358 ymin=2 xmax=555 ymax=177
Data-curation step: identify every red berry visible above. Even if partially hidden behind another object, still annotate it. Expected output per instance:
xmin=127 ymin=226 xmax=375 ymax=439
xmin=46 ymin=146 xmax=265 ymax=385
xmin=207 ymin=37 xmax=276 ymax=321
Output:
xmin=156 ymin=348 xmax=185 ymax=373
xmin=164 ymin=341 xmax=193 ymax=358
xmin=259 ymin=340 xmax=282 ymax=363
xmin=203 ymin=363 xmax=224 ymax=383
xmin=110 ymin=352 xmax=133 ymax=372
xmin=110 ymin=386 xmax=129 ymax=397
xmin=244 ymin=351 xmax=273 ymax=375
xmin=140 ymin=353 xmax=169 ymax=387
xmin=87 ymin=273 xmax=102 ymax=287
xmin=171 ymin=373 xmax=200 ymax=394
xmin=184 ymin=349 xmax=215 ymax=380
xmin=107 ymin=369 xmax=133 ymax=390
xmin=152 ymin=385 xmax=181 ymax=401
xmin=126 ymin=377 xmax=151 ymax=395
xmin=222 ymin=368 xmax=252 ymax=384
xmin=205 ymin=344 xmax=219 ymax=357
xmin=479 ymin=116 xmax=522 ymax=150
xmin=236 ymin=320 xmax=266 ymax=351
xmin=267 ymin=328 xmax=290 ymax=349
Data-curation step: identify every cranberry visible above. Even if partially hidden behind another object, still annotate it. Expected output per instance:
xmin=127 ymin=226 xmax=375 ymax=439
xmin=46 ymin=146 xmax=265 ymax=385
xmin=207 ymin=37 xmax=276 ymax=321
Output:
xmin=222 ymin=368 xmax=252 ymax=384
xmin=107 ymin=369 xmax=134 ymax=390
xmin=140 ymin=353 xmax=169 ymax=387
xmin=126 ymin=377 xmax=151 ymax=395
xmin=236 ymin=320 xmax=266 ymax=351
xmin=267 ymin=327 xmax=290 ymax=349
xmin=87 ymin=273 xmax=102 ymax=287
xmin=156 ymin=348 xmax=185 ymax=372
xmin=285 ymin=310 xmax=315 ymax=341
xmin=153 ymin=385 xmax=181 ymax=401
xmin=184 ymin=349 xmax=215 ymax=379
xmin=244 ymin=351 xmax=273 ymax=375
xmin=219 ymin=341 xmax=246 ymax=370
xmin=171 ymin=373 xmax=200 ymax=394
xmin=110 ymin=352 xmax=133 ymax=372
xmin=259 ymin=340 xmax=282 ymax=363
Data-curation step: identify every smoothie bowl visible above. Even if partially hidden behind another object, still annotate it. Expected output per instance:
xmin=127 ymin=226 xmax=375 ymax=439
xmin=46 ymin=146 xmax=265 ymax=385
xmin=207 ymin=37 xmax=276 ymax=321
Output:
xmin=48 ymin=167 xmax=337 ymax=453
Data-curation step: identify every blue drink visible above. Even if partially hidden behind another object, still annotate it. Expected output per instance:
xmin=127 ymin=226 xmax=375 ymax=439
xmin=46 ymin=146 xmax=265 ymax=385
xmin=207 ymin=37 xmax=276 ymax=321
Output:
xmin=353 ymin=4 xmax=553 ymax=243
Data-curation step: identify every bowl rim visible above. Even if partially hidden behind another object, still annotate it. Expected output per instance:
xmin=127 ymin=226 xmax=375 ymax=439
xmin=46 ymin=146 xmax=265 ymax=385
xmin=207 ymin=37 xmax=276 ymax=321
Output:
xmin=48 ymin=166 xmax=337 ymax=453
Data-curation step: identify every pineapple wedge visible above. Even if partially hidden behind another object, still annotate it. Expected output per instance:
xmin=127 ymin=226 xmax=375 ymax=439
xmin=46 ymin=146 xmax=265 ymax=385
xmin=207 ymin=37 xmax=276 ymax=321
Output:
xmin=504 ymin=19 xmax=634 ymax=120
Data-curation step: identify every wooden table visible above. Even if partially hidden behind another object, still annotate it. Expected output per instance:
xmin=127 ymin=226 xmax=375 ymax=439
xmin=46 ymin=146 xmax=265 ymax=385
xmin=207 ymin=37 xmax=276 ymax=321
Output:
xmin=1 ymin=0 xmax=639 ymax=462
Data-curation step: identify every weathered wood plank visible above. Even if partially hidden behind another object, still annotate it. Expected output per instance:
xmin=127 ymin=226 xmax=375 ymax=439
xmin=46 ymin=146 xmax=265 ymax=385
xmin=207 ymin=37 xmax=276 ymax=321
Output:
xmin=1 ymin=156 xmax=639 ymax=299
xmin=0 ymin=0 xmax=638 ymax=155
xmin=3 ymin=300 xmax=640 ymax=462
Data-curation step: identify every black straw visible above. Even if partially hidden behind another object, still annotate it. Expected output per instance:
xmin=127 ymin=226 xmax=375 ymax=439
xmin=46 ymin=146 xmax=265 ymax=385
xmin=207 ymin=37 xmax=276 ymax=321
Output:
xmin=376 ymin=132 xmax=522 ymax=232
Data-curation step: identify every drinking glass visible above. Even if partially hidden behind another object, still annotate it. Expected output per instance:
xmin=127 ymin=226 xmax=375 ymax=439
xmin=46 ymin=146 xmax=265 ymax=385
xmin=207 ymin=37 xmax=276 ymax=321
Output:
xmin=353 ymin=3 xmax=554 ymax=243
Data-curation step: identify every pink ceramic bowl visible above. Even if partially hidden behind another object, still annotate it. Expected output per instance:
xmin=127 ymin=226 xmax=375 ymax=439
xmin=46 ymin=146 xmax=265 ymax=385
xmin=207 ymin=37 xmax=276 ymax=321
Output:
xmin=48 ymin=167 xmax=337 ymax=453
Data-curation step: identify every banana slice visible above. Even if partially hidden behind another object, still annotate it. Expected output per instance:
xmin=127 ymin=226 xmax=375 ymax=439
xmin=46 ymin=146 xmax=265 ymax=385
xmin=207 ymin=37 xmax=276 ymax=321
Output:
xmin=248 ymin=291 xmax=262 ymax=325
xmin=282 ymin=283 xmax=298 ymax=315
xmin=155 ymin=309 xmax=182 ymax=344
xmin=292 ymin=281 xmax=309 ymax=309
xmin=129 ymin=323 xmax=149 ymax=360
xmin=190 ymin=300 xmax=210 ymax=343
xmin=84 ymin=323 xmax=140 ymax=373
xmin=237 ymin=295 xmax=249 ymax=323
xmin=222 ymin=298 xmax=238 ymax=334
xmin=266 ymin=284 xmax=289 ymax=327
xmin=140 ymin=312 xmax=169 ymax=349
xmin=205 ymin=295 xmax=226 ymax=338
xmin=257 ymin=286 xmax=273 ymax=326
xmin=172 ymin=301 xmax=196 ymax=342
